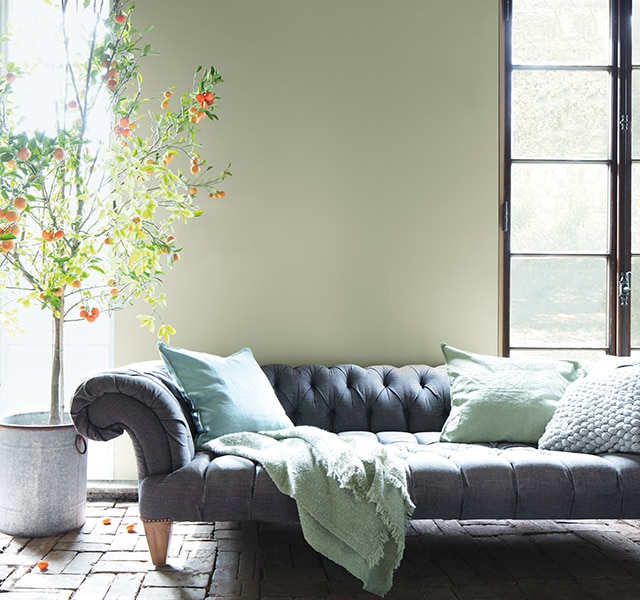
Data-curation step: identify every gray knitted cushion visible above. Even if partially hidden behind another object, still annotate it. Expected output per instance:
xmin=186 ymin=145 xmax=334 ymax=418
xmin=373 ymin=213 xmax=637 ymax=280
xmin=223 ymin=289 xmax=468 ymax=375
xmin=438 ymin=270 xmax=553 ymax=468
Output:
xmin=538 ymin=365 xmax=640 ymax=454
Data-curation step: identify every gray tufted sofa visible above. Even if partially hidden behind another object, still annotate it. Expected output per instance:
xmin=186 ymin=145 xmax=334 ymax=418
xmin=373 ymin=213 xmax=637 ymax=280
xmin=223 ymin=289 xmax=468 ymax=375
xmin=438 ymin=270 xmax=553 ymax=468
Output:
xmin=71 ymin=360 xmax=640 ymax=566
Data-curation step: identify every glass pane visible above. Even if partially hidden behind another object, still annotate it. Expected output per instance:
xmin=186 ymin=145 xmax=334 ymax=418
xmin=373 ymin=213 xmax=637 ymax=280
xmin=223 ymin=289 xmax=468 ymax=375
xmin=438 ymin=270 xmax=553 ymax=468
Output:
xmin=633 ymin=2 xmax=640 ymax=66
xmin=510 ymin=257 xmax=607 ymax=348
xmin=630 ymin=256 xmax=640 ymax=347
xmin=512 ymin=70 xmax=610 ymax=160
xmin=632 ymin=71 xmax=640 ymax=159
xmin=511 ymin=163 xmax=609 ymax=254
xmin=632 ymin=164 xmax=640 ymax=253
xmin=512 ymin=0 xmax=610 ymax=66
xmin=509 ymin=349 xmax=606 ymax=363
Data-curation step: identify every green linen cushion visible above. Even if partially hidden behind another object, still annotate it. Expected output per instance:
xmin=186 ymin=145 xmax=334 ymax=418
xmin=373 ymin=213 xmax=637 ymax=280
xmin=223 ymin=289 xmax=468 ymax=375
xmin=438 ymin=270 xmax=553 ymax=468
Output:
xmin=158 ymin=342 xmax=293 ymax=447
xmin=439 ymin=343 xmax=588 ymax=443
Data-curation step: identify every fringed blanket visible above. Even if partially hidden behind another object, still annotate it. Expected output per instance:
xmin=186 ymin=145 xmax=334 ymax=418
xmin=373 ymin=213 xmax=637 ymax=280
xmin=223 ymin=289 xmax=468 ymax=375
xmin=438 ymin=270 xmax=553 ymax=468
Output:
xmin=205 ymin=426 xmax=415 ymax=596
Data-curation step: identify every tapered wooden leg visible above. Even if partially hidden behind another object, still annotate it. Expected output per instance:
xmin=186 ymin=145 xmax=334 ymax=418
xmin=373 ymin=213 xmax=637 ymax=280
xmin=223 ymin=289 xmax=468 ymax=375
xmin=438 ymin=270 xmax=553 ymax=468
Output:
xmin=142 ymin=519 xmax=173 ymax=566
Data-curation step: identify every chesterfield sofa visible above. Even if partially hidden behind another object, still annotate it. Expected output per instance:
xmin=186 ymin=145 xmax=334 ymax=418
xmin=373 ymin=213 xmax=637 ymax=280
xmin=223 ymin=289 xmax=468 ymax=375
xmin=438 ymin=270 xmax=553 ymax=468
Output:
xmin=70 ymin=345 xmax=640 ymax=568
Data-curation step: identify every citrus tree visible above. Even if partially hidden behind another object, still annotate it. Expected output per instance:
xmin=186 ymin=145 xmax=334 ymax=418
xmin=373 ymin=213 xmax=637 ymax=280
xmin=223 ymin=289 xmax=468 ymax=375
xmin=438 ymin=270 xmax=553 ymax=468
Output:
xmin=0 ymin=0 xmax=230 ymax=423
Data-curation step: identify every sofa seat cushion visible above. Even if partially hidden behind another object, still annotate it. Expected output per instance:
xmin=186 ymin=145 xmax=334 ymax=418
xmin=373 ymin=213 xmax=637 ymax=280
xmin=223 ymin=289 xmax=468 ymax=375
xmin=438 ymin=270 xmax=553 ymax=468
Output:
xmin=138 ymin=431 xmax=640 ymax=524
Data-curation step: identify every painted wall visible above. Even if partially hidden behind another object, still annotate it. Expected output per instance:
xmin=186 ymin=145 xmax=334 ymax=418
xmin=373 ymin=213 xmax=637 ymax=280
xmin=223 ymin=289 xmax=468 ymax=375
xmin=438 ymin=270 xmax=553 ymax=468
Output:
xmin=115 ymin=0 xmax=499 ymax=368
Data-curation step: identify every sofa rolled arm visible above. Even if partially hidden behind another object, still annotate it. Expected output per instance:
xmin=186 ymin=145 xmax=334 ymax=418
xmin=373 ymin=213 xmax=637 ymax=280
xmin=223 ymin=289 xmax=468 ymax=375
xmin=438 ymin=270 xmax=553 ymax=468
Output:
xmin=71 ymin=360 xmax=196 ymax=481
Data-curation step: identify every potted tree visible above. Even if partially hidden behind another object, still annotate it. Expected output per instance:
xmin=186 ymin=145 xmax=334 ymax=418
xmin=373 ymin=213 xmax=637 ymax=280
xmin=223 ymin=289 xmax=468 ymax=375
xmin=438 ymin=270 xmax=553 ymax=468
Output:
xmin=0 ymin=0 xmax=229 ymax=536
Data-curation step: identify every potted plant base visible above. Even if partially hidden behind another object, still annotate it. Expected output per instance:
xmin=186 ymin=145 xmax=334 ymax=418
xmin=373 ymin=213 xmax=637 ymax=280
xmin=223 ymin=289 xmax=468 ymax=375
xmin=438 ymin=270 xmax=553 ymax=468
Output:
xmin=0 ymin=413 xmax=87 ymax=537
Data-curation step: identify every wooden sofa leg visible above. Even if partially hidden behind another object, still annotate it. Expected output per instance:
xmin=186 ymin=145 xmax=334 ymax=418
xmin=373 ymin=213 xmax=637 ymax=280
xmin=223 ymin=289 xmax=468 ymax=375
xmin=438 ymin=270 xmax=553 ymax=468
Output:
xmin=142 ymin=519 xmax=173 ymax=566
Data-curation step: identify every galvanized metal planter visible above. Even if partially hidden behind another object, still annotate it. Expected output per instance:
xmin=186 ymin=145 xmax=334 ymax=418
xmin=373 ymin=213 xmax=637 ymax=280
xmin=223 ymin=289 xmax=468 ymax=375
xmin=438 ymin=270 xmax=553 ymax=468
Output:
xmin=0 ymin=412 xmax=87 ymax=537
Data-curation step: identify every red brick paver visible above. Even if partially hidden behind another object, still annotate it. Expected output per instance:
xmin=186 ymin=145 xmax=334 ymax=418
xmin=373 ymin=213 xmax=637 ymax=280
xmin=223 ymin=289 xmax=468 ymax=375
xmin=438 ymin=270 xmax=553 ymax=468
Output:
xmin=2 ymin=502 xmax=640 ymax=598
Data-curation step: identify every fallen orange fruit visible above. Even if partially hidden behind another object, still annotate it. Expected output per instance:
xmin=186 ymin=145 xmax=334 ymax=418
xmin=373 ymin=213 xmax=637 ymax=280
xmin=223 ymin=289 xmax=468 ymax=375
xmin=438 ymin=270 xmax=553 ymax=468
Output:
xmin=125 ymin=523 xmax=136 ymax=533
xmin=37 ymin=560 xmax=48 ymax=571
xmin=102 ymin=517 xmax=111 ymax=525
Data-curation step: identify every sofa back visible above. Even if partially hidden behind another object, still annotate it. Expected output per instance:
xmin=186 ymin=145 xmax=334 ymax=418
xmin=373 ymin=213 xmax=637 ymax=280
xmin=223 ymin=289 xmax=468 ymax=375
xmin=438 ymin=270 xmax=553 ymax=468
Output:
xmin=262 ymin=364 xmax=451 ymax=433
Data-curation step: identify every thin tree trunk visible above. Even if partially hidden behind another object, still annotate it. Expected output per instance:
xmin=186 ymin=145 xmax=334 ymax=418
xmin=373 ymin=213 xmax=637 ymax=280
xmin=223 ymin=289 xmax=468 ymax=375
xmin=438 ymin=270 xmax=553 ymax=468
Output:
xmin=50 ymin=298 xmax=64 ymax=425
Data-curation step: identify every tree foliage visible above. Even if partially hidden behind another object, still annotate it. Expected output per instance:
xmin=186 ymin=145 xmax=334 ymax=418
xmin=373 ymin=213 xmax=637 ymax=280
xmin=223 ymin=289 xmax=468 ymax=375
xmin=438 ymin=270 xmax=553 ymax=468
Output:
xmin=0 ymin=0 xmax=230 ymax=422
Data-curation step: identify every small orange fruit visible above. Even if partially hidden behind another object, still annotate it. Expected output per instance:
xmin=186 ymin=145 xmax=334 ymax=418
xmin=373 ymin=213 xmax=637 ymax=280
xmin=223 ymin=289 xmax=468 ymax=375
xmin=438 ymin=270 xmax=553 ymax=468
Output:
xmin=125 ymin=523 xmax=136 ymax=533
xmin=115 ymin=13 xmax=126 ymax=24
xmin=13 ymin=197 xmax=26 ymax=210
xmin=102 ymin=517 xmax=111 ymax=525
xmin=4 ymin=211 xmax=18 ymax=223
xmin=37 ymin=560 xmax=48 ymax=571
xmin=17 ymin=147 xmax=30 ymax=161
xmin=70 ymin=280 xmax=81 ymax=289
xmin=53 ymin=148 xmax=65 ymax=161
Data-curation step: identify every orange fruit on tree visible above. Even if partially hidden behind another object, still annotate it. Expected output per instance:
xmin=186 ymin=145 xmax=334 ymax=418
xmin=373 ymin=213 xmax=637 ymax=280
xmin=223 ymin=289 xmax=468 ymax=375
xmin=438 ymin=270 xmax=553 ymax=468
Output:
xmin=13 ymin=197 xmax=26 ymax=210
xmin=53 ymin=148 xmax=65 ymax=161
xmin=4 ymin=211 xmax=18 ymax=223
xmin=17 ymin=147 xmax=30 ymax=161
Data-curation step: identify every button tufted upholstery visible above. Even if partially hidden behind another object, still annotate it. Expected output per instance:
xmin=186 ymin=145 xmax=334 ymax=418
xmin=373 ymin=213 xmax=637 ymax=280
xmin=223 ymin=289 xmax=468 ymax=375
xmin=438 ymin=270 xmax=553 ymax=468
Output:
xmin=262 ymin=364 xmax=451 ymax=434
xmin=71 ymin=359 xmax=640 ymax=567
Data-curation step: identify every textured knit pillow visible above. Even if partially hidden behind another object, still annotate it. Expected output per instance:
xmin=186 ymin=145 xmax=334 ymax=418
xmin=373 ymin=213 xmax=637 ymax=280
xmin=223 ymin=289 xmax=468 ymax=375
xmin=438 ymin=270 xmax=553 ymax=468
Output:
xmin=440 ymin=344 xmax=588 ymax=443
xmin=158 ymin=343 xmax=293 ymax=447
xmin=538 ymin=364 xmax=640 ymax=454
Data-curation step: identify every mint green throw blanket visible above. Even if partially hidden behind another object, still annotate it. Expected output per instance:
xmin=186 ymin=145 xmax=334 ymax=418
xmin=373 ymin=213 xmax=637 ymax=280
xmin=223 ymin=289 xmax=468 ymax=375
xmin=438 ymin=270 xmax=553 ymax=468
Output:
xmin=205 ymin=426 xmax=415 ymax=597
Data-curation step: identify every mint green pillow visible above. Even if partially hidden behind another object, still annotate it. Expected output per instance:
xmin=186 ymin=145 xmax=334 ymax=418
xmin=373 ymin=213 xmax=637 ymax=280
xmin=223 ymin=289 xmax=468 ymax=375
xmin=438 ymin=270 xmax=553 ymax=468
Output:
xmin=158 ymin=343 xmax=293 ymax=447
xmin=440 ymin=343 xmax=588 ymax=443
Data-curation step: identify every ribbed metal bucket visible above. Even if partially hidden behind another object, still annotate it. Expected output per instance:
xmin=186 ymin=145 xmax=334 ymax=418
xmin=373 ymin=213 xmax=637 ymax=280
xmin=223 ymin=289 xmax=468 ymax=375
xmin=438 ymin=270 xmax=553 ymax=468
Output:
xmin=0 ymin=412 xmax=87 ymax=537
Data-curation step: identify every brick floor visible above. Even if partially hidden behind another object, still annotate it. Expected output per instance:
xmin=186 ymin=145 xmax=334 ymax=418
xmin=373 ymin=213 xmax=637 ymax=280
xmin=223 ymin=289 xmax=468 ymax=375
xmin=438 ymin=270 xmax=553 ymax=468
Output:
xmin=1 ymin=503 xmax=640 ymax=598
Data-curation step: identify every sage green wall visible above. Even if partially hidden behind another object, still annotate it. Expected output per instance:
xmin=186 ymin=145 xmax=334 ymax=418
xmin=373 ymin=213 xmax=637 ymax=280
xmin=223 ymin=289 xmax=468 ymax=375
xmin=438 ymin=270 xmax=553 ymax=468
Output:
xmin=115 ymin=0 xmax=499 ymax=369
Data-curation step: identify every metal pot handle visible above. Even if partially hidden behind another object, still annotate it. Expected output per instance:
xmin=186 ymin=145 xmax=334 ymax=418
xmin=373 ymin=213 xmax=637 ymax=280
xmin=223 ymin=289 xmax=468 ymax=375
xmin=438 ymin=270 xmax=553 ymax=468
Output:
xmin=75 ymin=435 xmax=88 ymax=455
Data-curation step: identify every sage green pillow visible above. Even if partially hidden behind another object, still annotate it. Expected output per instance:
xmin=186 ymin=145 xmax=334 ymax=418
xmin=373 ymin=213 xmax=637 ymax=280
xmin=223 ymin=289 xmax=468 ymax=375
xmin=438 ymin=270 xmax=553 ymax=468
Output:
xmin=158 ymin=343 xmax=293 ymax=447
xmin=440 ymin=343 xmax=588 ymax=443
